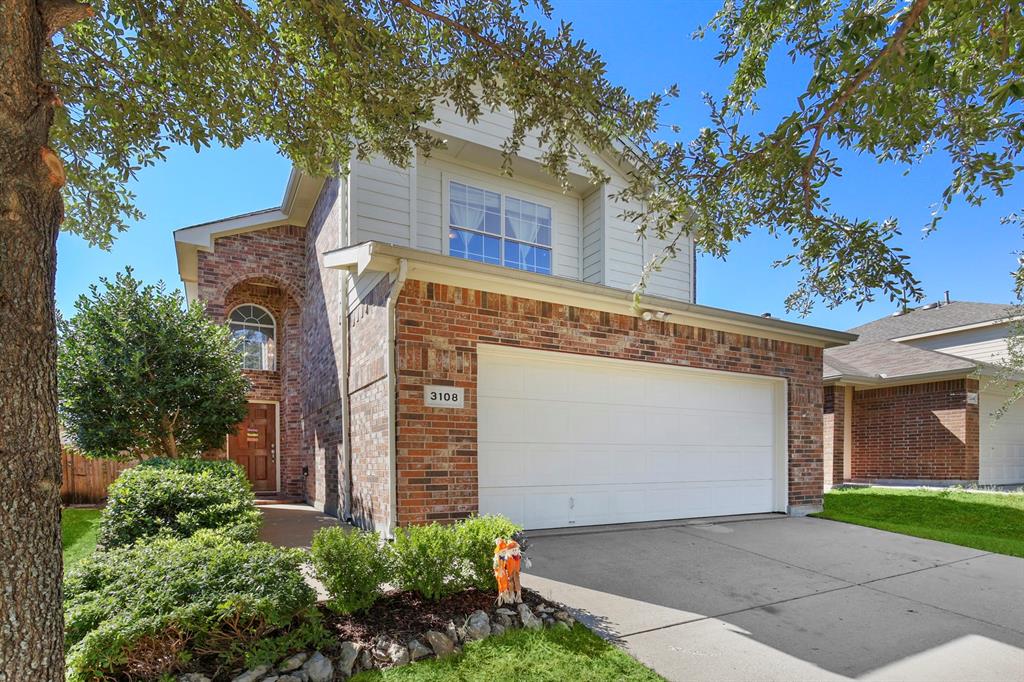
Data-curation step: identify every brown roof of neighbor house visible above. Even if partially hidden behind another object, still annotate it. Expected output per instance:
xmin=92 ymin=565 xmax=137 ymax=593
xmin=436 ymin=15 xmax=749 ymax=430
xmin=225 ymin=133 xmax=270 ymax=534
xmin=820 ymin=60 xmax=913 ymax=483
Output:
xmin=847 ymin=301 xmax=1014 ymax=342
xmin=823 ymin=340 xmax=977 ymax=383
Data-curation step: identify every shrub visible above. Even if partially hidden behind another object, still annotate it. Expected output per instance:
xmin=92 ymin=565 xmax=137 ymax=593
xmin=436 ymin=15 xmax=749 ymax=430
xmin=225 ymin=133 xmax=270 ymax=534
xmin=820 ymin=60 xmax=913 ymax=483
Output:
xmin=98 ymin=457 xmax=261 ymax=548
xmin=63 ymin=531 xmax=318 ymax=682
xmin=455 ymin=515 xmax=523 ymax=590
xmin=392 ymin=522 xmax=462 ymax=600
xmin=311 ymin=527 xmax=393 ymax=614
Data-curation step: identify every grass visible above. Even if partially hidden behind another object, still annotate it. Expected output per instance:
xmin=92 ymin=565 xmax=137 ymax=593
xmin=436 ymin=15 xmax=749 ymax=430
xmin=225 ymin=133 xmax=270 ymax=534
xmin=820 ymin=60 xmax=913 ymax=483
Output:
xmin=351 ymin=624 xmax=662 ymax=682
xmin=62 ymin=507 xmax=102 ymax=568
xmin=813 ymin=487 xmax=1024 ymax=558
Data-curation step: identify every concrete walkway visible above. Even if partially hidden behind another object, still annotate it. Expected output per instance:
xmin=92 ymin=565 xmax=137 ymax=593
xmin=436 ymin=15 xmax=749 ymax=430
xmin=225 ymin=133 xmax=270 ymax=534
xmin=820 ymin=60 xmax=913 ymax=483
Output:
xmin=257 ymin=503 xmax=344 ymax=549
xmin=523 ymin=515 xmax=1024 ymax=682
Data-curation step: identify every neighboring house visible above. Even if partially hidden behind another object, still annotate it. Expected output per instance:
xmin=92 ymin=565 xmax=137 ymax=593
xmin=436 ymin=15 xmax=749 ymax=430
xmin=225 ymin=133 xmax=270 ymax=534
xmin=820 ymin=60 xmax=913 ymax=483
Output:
xmin=173 ymin=105 xmax=854 ymax=533
xmin=823 ymin=300 xmax=1023 ymax=487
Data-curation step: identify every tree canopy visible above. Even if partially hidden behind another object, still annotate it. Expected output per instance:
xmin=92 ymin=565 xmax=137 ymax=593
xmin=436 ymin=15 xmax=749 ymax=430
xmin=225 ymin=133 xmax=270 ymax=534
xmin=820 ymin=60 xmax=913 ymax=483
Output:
xmin=51 ymin=0 xmax=1022 ymax=313
xmin=58 ymin=269 xmax=249 ymax=459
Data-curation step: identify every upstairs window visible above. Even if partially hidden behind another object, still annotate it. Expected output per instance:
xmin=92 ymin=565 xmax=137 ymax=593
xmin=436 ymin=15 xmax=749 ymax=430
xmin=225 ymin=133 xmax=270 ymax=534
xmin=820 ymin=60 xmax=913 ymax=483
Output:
xmin=448 ymin=180 xmax=552 ymax=274
xmin=229 ymin=304 xmax=276 ymax=371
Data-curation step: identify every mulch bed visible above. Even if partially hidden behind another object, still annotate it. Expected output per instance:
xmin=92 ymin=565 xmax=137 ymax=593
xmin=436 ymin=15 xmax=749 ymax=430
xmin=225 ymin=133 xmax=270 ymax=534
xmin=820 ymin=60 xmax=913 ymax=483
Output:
xmin=322 ymin=587 xmax=546 ymax=647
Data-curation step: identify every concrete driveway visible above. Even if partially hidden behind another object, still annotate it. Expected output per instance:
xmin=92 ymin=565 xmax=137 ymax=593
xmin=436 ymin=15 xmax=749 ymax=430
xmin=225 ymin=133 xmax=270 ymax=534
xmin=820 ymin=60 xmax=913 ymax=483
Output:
xmin=523 ymin=515 xmax=1024 ymax=681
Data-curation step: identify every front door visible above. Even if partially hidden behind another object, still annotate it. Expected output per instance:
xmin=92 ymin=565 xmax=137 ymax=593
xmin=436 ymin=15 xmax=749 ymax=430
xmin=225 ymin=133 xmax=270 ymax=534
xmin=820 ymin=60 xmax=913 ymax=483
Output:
xmin=228 ymin=402 xmax=277 ymax=492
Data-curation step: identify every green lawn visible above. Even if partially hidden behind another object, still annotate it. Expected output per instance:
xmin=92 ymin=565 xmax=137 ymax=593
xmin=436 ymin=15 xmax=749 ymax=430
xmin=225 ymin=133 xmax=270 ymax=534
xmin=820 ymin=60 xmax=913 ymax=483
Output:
xmin=814 ymin=487 xmax=1024 ymax=558
xmin=351 ymin=624 xmax=662 ymax=682
xmin=62 ymin=507 xmax=102 ymax=568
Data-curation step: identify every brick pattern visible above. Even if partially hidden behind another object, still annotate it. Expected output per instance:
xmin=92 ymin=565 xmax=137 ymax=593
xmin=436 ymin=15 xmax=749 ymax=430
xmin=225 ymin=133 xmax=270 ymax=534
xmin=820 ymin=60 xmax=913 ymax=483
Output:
xmin=301 ymin=179 xmax=345 ymax=514
xmin=197 ymin=226 xmax=306 ymax=497
xmin=851 ymin=378 xmax=979 ymax=481
xmin=394 ymin=280 xmax=824 ymax=527
xmin=347 ymin=276 xmax=393 ymax=531
xmin=822 ymin=385 xmax=846 ymax=485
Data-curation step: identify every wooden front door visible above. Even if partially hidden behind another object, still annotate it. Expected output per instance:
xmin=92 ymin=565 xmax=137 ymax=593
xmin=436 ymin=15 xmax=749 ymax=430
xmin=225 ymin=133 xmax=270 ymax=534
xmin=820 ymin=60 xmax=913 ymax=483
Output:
xmin=228 ymin=402 xmax=277 ymax=492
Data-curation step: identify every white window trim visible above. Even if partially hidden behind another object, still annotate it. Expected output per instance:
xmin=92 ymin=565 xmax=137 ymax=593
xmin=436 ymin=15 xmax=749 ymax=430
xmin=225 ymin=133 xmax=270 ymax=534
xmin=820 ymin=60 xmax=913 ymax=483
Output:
xmin=228 ymin=303 xmax=277 ymax=372
xmin=441 ymin=172 xmax=556 ymax=274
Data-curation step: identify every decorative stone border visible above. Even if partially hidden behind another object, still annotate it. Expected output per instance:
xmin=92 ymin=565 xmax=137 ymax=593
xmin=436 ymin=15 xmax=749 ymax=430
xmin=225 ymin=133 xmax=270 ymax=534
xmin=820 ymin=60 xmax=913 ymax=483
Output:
xmin=180 ymin=601 xmax=576 ymax=682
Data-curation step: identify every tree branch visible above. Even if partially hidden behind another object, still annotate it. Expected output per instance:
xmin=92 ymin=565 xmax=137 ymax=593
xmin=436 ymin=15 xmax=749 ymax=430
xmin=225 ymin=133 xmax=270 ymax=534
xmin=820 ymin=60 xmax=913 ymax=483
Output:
xmin=38 ymin=0 xmax=94 ymax=38
xmin=801 ymin=0 xmax=930 ymax=211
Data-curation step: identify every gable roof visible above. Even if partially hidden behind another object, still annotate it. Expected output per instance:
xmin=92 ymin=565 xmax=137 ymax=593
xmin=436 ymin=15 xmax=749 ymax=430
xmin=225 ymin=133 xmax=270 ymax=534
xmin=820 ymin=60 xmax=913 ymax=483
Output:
xmin=823 ymin=340 xmax=977 ymax=384
xmin=847 ymin=301 xmax=1014 ymax=342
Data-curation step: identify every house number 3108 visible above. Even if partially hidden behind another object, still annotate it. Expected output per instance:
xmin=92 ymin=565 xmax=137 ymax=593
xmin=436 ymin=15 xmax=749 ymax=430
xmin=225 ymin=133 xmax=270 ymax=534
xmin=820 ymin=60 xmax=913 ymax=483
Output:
xmin=423 ymin=385 xmax=465 ymax=408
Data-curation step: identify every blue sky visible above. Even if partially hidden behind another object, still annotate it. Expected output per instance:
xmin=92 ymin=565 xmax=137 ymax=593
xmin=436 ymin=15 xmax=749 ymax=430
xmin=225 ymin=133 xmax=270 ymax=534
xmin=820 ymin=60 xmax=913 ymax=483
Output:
xmin=55 ymin=0 xmax=1022 ymax=330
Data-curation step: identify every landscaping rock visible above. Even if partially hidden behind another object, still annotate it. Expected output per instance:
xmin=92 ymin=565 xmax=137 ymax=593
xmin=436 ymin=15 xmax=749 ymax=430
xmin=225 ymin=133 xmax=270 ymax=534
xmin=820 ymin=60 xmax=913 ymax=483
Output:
xmin=260 ymin=677 xmax=279 ymax=682
xmin=495 ymin=608 xmax=516 ymax=616
xmin=301 ymin=652 xmax=333 ymax=682
xmin=490 ymin=622 xmax=506 ymax=637
xmin=464 ymin=610 xmax=491 ymax=641
xmin=535 ymin=603 xmax=553 ymax=614
xmin=337 ymin=642 xmax=360 ymax=677
xmin=422 ymin=630 xmax=455 ymax=658
xmin=179 ymin=675 xmax=211 ymax=682
xmin=554 ymin=620 xmax=571 ymax=630
xmin=358 ymin=648 xmax=373 ymax=672
xmin=541 ymin=614 xmax=555 ymax=626
xmin=554 ymin=610 xmax=575 ymax=627
xmin=232 ymin=665 xmax=271 ymax=682
xmin=372 ymin=639 xmax=410 ymax=668
xmin=408 ymin=639 xmax=432 ymax=661
xmin=493 ymin=611 xmax=513 ymax=629
xmin=276 ymin=676 xmax=303 ymax=682
xmin=277 ymin=652 xmax=308 ymax=672
xmin=517 ymin=603 xmax=542 ymax=630
xmin=445 ymin=620 xmax=460 ymax=644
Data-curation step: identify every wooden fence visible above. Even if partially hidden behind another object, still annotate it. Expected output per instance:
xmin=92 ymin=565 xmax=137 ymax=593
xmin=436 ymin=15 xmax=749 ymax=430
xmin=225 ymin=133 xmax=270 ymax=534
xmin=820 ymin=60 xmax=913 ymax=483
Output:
xmin=60 ymin=449 xmax=135 ymax=505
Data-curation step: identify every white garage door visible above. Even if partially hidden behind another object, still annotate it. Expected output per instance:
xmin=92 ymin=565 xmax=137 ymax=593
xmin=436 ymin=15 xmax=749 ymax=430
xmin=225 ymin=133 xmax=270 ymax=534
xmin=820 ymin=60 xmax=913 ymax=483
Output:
xmin=477 ymin=345 xmax=787 ymax=529
xmin=980 ymin=388 xmax=1024 ymax=485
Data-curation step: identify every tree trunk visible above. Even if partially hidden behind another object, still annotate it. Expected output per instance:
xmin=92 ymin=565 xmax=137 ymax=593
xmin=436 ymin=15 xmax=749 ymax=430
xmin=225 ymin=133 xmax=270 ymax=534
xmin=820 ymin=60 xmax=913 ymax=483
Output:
xmin=0 ymin=1 xmax=67 ymax=679
xmin=160 ymin=414 xmax=178 ymax=458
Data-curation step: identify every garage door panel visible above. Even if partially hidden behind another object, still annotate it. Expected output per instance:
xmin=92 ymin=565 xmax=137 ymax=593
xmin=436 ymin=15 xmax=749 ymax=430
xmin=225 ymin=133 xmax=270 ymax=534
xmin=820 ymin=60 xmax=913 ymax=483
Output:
xmin=710 ymin=381 xmax=774 ymax=414
xmin=980 ymin=390 xmax=1024 ymax=485
xmin=478 ymin=348 xmax=785 ymax=529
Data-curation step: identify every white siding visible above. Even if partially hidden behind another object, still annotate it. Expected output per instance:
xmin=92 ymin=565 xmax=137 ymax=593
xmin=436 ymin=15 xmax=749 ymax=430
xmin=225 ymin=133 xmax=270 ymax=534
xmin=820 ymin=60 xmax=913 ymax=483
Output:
xmin=351 ymin=155 xmax=411 ymax=246
xmin=581 ymin=188 xmax=604 ymax=283
xmin=596 ymin=180 xmax=693 ymax=302
xmin=346 ymin=105 xmax=696 ymax=301
xmin=905 ymin=324 xmax=1010 ymax=364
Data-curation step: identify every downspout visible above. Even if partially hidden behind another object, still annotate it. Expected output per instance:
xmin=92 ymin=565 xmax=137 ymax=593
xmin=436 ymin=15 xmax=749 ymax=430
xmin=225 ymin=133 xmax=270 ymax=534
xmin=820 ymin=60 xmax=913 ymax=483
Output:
xmin=386 ymin=258 xmax=409 ymax=537
xmin=340 ymin=167 xmax=354 ymax=522
xmin=339 ymin=269 xmax=352 ymax=521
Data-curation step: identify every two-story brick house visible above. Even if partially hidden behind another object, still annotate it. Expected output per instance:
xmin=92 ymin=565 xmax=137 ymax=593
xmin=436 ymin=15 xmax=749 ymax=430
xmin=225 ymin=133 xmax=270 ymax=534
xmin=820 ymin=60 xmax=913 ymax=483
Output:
xmin=174 ymin=105 xmax=854 ymax=534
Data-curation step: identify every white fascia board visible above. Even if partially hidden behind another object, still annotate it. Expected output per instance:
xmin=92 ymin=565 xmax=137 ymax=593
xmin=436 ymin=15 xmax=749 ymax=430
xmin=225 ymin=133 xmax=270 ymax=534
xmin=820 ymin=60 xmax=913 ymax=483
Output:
xmin=827 ymin=367 xmax=975 ymax=388
xmin=323 ymin=241 xmax=857 ymax=348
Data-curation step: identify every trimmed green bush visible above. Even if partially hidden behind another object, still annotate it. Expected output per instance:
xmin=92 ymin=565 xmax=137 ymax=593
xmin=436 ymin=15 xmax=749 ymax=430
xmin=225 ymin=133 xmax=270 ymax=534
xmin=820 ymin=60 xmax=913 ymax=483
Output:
xmin=64 ymin=531 xmax=319 ymax=682
xmin=311 ymin=527 xmax=393 ymax=614
xmin=98 ymin=457 xmax=261 ymax=548
xmin=455 ymin=515 xmax=523 ymax=591
xmin=392 ymin=522 xmax=462 ymax=600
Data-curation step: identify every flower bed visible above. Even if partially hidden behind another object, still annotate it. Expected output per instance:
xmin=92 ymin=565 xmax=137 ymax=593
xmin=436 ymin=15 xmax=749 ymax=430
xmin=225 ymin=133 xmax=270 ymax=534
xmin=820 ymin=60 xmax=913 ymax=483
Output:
xmin=199 ymin=589 xmax=576 ymax=682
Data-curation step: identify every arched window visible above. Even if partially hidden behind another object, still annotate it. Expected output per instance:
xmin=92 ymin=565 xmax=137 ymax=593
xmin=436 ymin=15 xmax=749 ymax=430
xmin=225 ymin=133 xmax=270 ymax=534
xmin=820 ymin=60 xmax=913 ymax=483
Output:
xmin=228 ymin=304 xmax=276 ymax=371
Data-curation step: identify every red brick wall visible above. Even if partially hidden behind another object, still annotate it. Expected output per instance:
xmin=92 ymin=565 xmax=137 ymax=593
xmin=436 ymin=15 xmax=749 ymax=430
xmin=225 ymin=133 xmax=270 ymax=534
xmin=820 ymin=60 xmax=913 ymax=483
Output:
xmin=851 ymin=378 xmax=979 ymax=481
xmin=347 ymin=275 xmax=393 ymax=531
xmin=394 ymin=280 xmax=824 ymax=527
xmin=823 ymin=385 xmax=846 ymax=485
xmin=301 ymin=179 xmax=345 ymax=514
xmin=197 ymin=226 xmax=306 ymax=497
